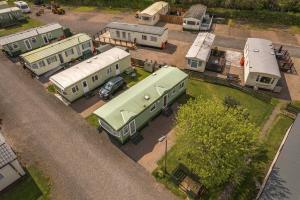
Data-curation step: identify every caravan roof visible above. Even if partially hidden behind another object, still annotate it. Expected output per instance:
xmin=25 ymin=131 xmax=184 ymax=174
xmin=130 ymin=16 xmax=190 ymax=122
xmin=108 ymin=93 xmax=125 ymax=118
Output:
xmin=0 ymin=7 xmax=20 ymax=14
xmin=0 ymin=23 xmax=63 ymax=46
xmin=246 ymin=38 xmax=281 ymax=78
xmin=21 ymin=33 xmax=91 ymax=63
xmin=94 ymin=66 xmax=188 ymax=131
xmin=50 ymin=47 xmax=130 ymax=90
xmin=186 ymin=32 xmax=215 ymax=61
xmin=106 ymin=22 xmax=167 ymax=36
xmin=140 ymin=1 xmax=168 ymax=16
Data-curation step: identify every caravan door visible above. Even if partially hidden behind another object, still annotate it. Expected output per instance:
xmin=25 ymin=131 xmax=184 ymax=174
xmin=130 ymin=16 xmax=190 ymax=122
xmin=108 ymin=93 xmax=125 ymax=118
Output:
xmin=82 ymin=80 xmax=89 ymax=94
xmin=129 ymin=120 xmax=136 ymax=136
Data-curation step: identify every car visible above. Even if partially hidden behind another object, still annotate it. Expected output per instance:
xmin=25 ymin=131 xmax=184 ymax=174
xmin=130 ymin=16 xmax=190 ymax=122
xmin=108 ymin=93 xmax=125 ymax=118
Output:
xmin=14 ymin=1 xmax=31 ymax=13
xmin=99 ymin=76 xmax=124 ymax=100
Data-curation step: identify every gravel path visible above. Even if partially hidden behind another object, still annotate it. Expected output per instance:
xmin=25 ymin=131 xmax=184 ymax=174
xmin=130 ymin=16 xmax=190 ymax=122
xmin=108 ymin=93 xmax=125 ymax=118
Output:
xmin=0 ymin=54 xmax=177 ymax=200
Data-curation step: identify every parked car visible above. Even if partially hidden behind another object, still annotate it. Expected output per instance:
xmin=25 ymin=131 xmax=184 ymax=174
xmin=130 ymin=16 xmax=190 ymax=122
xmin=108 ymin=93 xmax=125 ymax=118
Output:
xmin=14 ymin=1 xmax=31 ymax=13
xmin=99 ymin=76 xmax=124 ymax=100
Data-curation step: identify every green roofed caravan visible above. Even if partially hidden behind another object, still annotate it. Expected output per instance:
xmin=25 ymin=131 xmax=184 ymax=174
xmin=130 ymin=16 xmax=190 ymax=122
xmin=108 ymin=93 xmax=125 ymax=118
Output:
xmin=93 ymin=66 xmax=188 ymax=144
xmin=20 ymin=33 xmax=93 ymax=76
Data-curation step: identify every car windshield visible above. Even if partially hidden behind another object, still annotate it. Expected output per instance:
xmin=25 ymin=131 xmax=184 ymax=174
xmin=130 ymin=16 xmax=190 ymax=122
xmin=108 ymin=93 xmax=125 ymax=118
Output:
xmin=21 ymin=5 xmax=28 ymax=9
xmin=104 ymin=82 xmax=113 ymax=90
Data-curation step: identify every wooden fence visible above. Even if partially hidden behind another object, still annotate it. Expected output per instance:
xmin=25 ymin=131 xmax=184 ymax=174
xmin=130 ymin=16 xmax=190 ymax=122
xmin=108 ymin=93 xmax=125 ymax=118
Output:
xmin=160 ymin=14 xmax=183 ymax=25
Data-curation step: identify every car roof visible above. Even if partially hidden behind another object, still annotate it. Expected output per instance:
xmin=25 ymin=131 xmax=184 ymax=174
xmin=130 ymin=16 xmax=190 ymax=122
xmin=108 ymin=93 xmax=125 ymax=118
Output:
xmin=108 ymin=76 xmax=123 ymax=84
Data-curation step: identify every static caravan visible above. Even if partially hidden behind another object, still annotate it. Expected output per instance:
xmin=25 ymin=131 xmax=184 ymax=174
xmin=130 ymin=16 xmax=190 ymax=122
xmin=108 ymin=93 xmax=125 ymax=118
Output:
xmin=138 ymin=1 xmax=169 ymax=26
xmin=244 ymin=38 xmax=281 ymax=91
xmin=21 ymin=33 xmax=93 ymax=76
xmin=93 ymin=66 xmax=188 ymax=144
xmin=0 ymin=23 xmax=65 ymax=57
xmin=183 ymin=4 xmax=212 ymax=31
xmin=185 ymin=32 xmax=215 ymax=72
xmin=0 ymin=1 xmax=8 ymax=9
xmin=106 ymin=22 xmax=168 ymax=49
xmin=50 ymin=47 xmax=131 ymax=102
xmin=0 ymin=7 xmax=25 ymax=28
xmin=0 ymin=132 xmax=25 ymax=191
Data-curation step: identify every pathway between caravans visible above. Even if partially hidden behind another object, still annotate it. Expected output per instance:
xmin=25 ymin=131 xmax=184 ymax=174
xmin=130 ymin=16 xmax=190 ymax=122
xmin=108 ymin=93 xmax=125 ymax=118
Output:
xmin=0 ymin=53 xmax=177 ymax=200
xmin=260 ymin=101 xmax=286 ymax=137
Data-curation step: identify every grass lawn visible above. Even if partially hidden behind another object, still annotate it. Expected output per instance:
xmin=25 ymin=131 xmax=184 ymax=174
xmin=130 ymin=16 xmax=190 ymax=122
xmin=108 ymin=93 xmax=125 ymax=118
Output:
xmin=71 ymin=6 xmax=98 ymax=12
xmin=0 ymin=19 xmax=44 ymax=37
xmin=46 ymin=84 xmax=56 ymax=94
xmin=187 ymin=78 xmax=275 ymax=127
xmin=291 ymin=100 xmax=300 ymax=109
xmin=86 ymin=114 xmax=99 ymax=128
xmin=0 ymin=166 xmax=51 ymax=200
xmin=70 ymin=6 xmax=133 ymax=13
xmin=122 ymin=67 xmax=151 ymax=88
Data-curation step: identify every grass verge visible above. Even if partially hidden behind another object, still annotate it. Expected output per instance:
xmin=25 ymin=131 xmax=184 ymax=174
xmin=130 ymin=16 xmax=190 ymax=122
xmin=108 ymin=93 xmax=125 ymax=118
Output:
xmin=122 ymin=67 xmax=151 ymax=88
xmin=86 ymin=114 xmax=99 ymax=128
xmin=0 ymin=166 xmax=51 ymax=200
xmin=46 ymin=84 xmax=56 ymax=94
xmin=0 ymin=19 xmax=44 ymax=37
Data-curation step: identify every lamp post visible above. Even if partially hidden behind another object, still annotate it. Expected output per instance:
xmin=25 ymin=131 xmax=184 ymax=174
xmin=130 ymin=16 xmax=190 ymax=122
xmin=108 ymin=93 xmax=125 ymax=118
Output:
xmin=158 ymin=135 xmax=168 ymax=174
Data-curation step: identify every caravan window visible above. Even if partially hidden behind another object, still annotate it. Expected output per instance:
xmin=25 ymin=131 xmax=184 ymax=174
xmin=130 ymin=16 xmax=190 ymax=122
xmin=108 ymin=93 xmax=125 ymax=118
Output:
xmin=150 ymin=103 xmax=156 ymax=112
xmin=82 ymin=42 xmax=91 ymax=50
xmin=259 ymin=76 xmax=272 ymax=84
xmin=31 ymin=63 xmax=38 ymax=69
xmin=46 ymin=56 xmax=57 ymax=64
xmin=92 ymin=75 xmax=98 ymax=82
xmin=38 ymin=60 xmax=45 ymax=67
xmin=150 ymin=36 xmax=157 ymax=42
xmin=187 ymin=21 xmax=196 ymax=25
xmin=190 ymin=60 xmax=198 ymax=68
xmin=31 ymin=37 xmax=37 ymax=44
xmin=116 ymin=31 xmax=120 ymax=38
xmin=142 ymin=35 xmax=147 ymax=40
xmin=122 ymin=32 xmax=126 ymax=38
xmin=142 ymin=16 xmax=150 ymax=21
xmin=179 ymin=81 xmax=184 ymax=89
xmin=65 ymin=48 xmax=74 ymax=57
xmin=107 ymin=67 xmax=112 ymax=75
xmin=71 ymin=85 xmax=79 ymax=93
xmin=12 ymin=43 xmax=18 ymax=49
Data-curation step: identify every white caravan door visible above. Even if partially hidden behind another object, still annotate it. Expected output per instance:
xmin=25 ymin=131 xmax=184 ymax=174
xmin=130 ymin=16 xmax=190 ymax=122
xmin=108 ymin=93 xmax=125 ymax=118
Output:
xmin=129 ymin=120 xmax=136 ymax=136
xmin=82 ymin=80 xmax=89 ymax=94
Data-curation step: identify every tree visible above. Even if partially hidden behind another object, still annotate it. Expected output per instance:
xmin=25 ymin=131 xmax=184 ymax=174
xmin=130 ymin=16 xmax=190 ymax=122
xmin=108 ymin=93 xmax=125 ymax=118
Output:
xmin=175 ymin=97 xmax=259 ymax=189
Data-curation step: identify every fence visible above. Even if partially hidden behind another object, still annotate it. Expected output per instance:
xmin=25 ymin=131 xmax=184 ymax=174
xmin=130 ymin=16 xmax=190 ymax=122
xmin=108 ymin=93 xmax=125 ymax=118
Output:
xmin=286 ymin=103 xmax=300 ymax=114
xmin=160 ymin=14 xmax=183 ymax=25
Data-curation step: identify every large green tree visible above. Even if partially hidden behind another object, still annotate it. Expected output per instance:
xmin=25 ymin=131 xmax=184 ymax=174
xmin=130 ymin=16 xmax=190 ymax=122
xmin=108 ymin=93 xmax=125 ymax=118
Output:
xmin=175 ymin=97 xmax=259 ymax=189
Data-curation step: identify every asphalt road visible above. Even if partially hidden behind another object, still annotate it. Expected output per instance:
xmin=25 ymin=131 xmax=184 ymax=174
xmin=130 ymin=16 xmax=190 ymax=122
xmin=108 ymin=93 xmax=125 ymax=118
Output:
xmin=0 ymin=54 xmax=177 ymax=199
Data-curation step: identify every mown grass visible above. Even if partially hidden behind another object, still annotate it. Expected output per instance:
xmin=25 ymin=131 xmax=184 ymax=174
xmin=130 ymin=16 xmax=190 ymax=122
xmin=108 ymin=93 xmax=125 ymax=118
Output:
xmin=46 ymin=84 xmax=56 ymax=94
xmin=122 ymin=67 xmax=151 ymax=88
xmin=0 ymin=166 xmax=51 ymax=200
xmin=187 ymin=78 xmax=275 ymax=127
xmin=71 ymin=6 xmax=98 ymax=12
xmin=0 ymin=19 xmax=44 ymax=37
xmin=86 ymin=114 xmax=99 ymax=128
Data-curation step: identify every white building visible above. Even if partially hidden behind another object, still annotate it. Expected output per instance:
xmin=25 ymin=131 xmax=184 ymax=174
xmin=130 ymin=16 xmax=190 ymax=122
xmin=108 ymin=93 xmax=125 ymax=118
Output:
xmin=185 ymin=32 xmax=215 ymax=72
xmin=244 ymin=38 xmax=281 ymax=91
xmin=50 ymin=47 xmax=131 ymax=102
xmin=138 ymin=1 xmax=169 ymax=26
xmin=106 ymin=22 xmax=168 ymax=49
xmin=183 ymin=4 xmax=212 ymax=31
xmin=0 ymin=132 xmax=25 ymax=191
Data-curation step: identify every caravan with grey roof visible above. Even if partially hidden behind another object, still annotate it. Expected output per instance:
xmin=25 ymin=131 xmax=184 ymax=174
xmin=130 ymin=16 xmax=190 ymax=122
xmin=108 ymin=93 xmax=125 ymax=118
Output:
xmin=183 ymin=4 xmax=212 ymax=31
xmin=0 ymin=23 xmax=65 ymax=57
xmin=244 ymin=38 xmax=281 ymax=91
xmin=106 ymin=22 xmax=168 ymax=49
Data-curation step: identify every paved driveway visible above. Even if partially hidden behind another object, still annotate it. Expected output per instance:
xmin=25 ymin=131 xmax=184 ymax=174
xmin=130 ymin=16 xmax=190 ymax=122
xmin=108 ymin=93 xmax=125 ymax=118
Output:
xmin=0 ymin=54 xmax=177 ymax=200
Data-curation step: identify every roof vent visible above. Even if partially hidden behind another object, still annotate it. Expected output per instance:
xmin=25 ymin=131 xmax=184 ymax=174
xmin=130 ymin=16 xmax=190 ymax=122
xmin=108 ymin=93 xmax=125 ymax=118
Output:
xmin=93 ymin=56 xmax=98 ymax=59
xmin=87 ymin=60 xmax=92 ymax=63
xmin=253 ymin=49 xmax=259 ymax=52
xmin=270 ymin=52 xmax=275 ymax=55
xmin=144 ymin=95 xmax=150 ymax=100
xmin=152 ymin=73 xmax=157 ymax=76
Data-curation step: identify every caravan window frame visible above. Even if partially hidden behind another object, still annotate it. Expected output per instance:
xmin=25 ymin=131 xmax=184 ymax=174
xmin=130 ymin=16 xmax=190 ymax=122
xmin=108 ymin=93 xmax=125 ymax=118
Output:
xmin=65 ymin=48 xmax=74 ymax=57
xmin=82 ymin=41 xmax=91 ymax=50
xmin=46 ymin=55 xmax=58 ymax=65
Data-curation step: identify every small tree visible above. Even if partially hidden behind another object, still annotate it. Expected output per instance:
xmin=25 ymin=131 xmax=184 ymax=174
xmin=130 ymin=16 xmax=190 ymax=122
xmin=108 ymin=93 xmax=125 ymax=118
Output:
xmin=176 ymin=97 xmax=259 ymax=189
